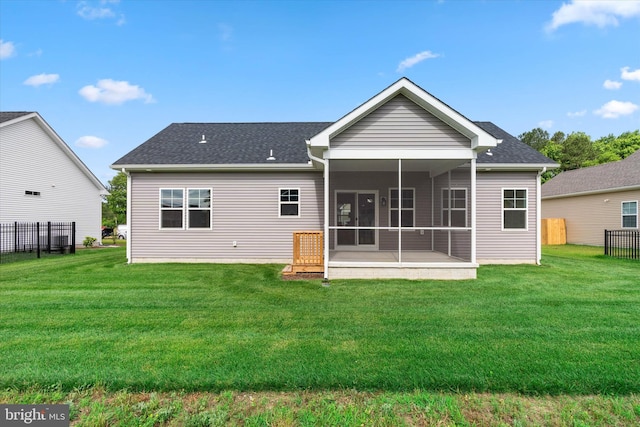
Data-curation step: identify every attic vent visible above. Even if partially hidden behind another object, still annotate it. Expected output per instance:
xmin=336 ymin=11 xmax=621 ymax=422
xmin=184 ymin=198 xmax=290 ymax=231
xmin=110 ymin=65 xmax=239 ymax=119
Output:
xmin=199 ymin=134 xmax=207 ymax=144
xmin=267 ymin=149 xmax=276 ymax=161
xmin=486 ymin=149 xmax=493 ymax=156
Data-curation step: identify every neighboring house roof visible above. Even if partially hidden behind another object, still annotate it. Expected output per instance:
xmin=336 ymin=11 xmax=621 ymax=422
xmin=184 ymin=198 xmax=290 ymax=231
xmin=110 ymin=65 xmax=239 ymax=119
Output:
xmin=0 ymin=111 xmax=108 ymax=193
xmin=542 ymin=149 xmax=640 ymax=199
xmin=112 ymin=121 xmax=555 ymax=170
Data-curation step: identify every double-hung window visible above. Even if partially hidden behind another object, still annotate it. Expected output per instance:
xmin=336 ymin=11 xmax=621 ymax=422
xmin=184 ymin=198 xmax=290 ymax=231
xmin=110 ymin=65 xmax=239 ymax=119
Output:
xmin=442 ymin=188 xmax=467 ymax=227
xmin=160 ymin=189 xmax=184 ymax=229
xmin=280 ymin=188 xmax=300 ymax=217
xmin=503 ymin=189 xmax=527 ymax=230
xmin=390 ymin=188 xmax=414 ymax=227
xmin=622 ymin=201 xmax=638 ymax=228
xmin=160 ymin=188 xmax=212 ymax=229
xmin=188 ymin=189 xmax=212 ymax=228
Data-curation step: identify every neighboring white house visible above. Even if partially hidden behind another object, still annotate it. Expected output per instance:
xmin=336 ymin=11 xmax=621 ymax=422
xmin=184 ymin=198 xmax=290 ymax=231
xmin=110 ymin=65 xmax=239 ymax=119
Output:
xmin=542 ymin=150 xmax=640 ymax=246
xmin=112 ymin=78 xmax=558 ymax=280
xmin=0 ymin=112 xmax=108 ymax=245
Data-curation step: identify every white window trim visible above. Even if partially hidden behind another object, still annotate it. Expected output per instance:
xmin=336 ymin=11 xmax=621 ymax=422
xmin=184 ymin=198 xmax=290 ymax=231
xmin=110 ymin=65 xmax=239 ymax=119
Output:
xmin=441 ymin=187 xmax=467 ymax=227
xmin=187 ymin=188 xmax=213 ymax=230
xmin=159 ymin=188 xmax=185 ymax=230
xmin=621 ymin=200 xmax=638 ymax=229
xmin=389 ymin=187 xmax=415 ymax=228
xmin=501 ymin=188 xmax=528 ymax=231
xmin=279 ymin=188 xmax=301 ymax=218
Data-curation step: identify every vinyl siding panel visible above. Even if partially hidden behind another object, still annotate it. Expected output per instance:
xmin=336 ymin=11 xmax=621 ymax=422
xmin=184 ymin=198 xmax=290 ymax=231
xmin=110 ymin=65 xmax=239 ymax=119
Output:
xmin=129 ymin=172 xmax=323 ymax=261
xmin=0 ymin=118 xmax=103 ymax=243
xmin=542 ymin=189 xmax=640 ymax=245
xmin=331 ymin=95 xmax=470 ymax=149
xmin=476 ymin=171 xmax=538 ymax=262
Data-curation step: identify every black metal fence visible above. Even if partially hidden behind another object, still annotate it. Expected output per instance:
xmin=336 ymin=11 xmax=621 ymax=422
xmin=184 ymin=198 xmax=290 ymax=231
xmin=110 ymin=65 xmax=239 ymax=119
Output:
xmin=0 ymin=222 xmax=76 ymax=264
xmin=604 ymin=229 xmax=639 ymax=260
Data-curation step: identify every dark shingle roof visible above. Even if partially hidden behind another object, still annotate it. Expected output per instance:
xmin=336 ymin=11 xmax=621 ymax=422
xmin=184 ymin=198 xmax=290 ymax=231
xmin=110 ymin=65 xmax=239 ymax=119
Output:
xmin=542 ymin=150 xmax=640 ymax=198
xmin=475 ymin=122 xmax=556 ymax=165
xmin=113 ymin=122 xmax=332 ymax=165
xmin=112 ymin=120 xmax=556 ymax=167
xmin=0 ymin=112 xmax=33 ymax=124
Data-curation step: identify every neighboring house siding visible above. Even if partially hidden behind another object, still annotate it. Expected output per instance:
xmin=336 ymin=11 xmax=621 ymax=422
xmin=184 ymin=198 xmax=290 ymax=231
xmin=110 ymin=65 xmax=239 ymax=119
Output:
xmin=129 ymin=172 xmax=323 ymax=262
xmin=0 ymin=117 xmax=103 ymax=243
xmin=476 ymin=171 xmax=538 ymax=263
xmin=542 ymin=189 xmax=640 ymax=246
xmin=331 ymin=95 xmax=470 ymax=149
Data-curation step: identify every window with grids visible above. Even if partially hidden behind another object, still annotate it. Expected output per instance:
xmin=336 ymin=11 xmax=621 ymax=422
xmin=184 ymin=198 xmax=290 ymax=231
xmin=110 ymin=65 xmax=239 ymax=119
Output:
xmin=280 ymin=188 xmax=300 ymax=217
xmin=442 ymin=188 xmax=467 ymax=227
xmin=188 ymin=189 xmax=211 ymax=228
xmin=160 ymin=189 xmax=184 ymax=229
xmin=622 ymin=201 xmax=638 ymax=228
xmin=390 ymin=188 xmax=414 ymax=227
xmin=503 ymin=189 xmax=527 ymax=230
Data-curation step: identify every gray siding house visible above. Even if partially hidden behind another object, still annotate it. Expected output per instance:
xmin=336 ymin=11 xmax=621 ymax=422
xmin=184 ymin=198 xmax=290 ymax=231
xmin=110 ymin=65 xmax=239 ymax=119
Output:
xmin=112 ymin=78 xmax=557 ymax=279
xmin=542 ymin=150 xmax=640 ymax=246
xmin=0 ymin=112 xmax=107 ymax=245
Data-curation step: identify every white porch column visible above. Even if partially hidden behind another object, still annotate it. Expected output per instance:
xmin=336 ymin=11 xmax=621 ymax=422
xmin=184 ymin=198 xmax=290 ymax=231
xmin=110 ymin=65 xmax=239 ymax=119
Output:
xmin=324 ymin=158 xmax=330 ymax=279
xmin=398 ymin=158 xmax=402 ymax=264
xmin=123 ymin=168 xmax=132 ymax=264
xmin=470 ymin=158 xmax=477 ymax=264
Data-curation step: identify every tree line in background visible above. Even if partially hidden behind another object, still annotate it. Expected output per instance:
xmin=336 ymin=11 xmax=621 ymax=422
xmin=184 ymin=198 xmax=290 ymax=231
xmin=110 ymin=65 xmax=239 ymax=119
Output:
xmin=518 ymin=128 xmax=640 ymax=182
xmin=101 ymin=129 xmax=640 ymax=225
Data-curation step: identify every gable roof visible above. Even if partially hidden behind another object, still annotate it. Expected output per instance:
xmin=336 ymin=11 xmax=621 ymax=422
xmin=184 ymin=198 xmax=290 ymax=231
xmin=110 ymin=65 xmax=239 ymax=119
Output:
xmin=0 ymin=111 xmax=107 ymax=193
xmin=542 ymin=150 xmax=640 ymax=199
xmin=475 ymin=121 xmax=558 ymax=166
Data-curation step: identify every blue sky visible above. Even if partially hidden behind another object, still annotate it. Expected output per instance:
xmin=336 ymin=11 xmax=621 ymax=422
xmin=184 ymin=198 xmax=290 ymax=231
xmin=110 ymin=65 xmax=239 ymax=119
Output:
xmin=1 ymin=0 xmax=639 ymax=184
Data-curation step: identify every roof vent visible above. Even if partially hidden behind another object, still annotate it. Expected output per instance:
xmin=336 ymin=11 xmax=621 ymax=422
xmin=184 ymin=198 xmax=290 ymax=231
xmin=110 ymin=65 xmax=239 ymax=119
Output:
xmin=267 ymin=149 xmax=276 ymax=161
xmin=199 ymin=134 xmax=207 ymax=144
xmin=486 ymin=149 xmax=493 ymax=156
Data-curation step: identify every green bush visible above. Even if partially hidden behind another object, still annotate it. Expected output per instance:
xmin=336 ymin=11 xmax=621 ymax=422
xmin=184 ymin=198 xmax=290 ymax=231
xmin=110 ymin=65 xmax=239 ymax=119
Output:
xmin=82 ymin=236 xmax=97 ymax=248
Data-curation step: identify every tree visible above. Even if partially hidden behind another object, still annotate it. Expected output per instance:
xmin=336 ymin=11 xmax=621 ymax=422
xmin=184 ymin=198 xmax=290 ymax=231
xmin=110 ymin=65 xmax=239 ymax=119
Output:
xmin=518 ymin=128 xmax=550 ymax=151
xmin=105 ymin=171 xmax=127 ymax=226
xmin=561 ymin=132 xmax=596 ymax=171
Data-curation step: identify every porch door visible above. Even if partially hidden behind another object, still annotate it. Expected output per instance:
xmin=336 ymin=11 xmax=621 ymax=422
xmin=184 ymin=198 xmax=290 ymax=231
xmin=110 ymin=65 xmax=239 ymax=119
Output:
xmin=336 ymin=191 xmax=377 ymax=248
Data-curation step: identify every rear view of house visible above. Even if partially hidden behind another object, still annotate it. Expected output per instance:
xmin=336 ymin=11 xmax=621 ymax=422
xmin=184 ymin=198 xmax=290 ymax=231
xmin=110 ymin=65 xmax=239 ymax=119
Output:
xmin=112 ymin=78 xmax=557 ymax=279
xmin=542 ymin=151 xmax=640 ymax=246
xmin=0 ymin=112 xmax=107 ymax=245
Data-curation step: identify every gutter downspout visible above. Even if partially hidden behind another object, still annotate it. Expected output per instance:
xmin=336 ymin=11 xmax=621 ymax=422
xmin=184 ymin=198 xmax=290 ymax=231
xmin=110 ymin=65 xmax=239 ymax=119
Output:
xmin=536 ymin=167 xmax=547 ymax=265
xmin=306 ymin=142 xmax=329 ymax=281
xmin=122 ymin=168 xmax=132 ymax=264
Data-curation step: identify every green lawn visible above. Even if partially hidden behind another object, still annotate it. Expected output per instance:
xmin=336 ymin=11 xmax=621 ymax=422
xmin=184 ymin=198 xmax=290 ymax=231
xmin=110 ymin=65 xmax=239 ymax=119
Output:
xmin=0 ymin=246 xmax=638 ymax=396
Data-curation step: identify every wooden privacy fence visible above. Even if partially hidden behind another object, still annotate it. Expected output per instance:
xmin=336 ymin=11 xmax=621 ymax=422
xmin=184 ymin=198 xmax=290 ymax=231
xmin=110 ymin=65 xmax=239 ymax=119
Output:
xmin=541 ymin=218 xmax=566 ymax=245
xmin=604 ymin=229 xmax=639 ymax=260
xmin=292 ymin=231 xmax=324 ymax=273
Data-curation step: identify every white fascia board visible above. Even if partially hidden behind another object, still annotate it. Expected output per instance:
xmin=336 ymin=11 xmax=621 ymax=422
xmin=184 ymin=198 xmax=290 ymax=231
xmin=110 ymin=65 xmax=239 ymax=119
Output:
xmin=111 ymin=163 xmax=317 ymax=172
xmin=308 ymin=78 xmax=499 ymax=150
xmin=4 ymin=112 xmax=108 ymax=193
xmin=541 ymin=184 xmax=640 ymax=200
xmin=477 ymin=163 xmax=559 ymax=171
xmin=324 ymin=148 xmax=475 ymax=160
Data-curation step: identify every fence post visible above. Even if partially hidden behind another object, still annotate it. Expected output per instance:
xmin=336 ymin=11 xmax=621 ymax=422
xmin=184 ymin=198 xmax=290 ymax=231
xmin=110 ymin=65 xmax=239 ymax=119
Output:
xmin=604 ymin=230 xmax=608 ymax=256
xmin=14 ymin=221 xmax=18 ymax=254
xmin=71 ymin=222 xmax=76 ymax=254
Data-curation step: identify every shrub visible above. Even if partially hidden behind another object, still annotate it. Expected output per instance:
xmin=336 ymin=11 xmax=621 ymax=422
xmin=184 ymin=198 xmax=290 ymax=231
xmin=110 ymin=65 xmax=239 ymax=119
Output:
xmin=83 ymin=236 xmax=97 ymax=248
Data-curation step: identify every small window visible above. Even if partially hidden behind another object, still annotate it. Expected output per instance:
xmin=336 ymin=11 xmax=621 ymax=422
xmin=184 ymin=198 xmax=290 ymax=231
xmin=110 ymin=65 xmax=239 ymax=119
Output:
xmin=503 ymin=189 xmax=527 ymax=230
xmin=25 ymin=190 xmax=41 ymax=196
xmin=160 ymin=188 xmax=184 ymax=229
xmin=390 ymin=188 xmax=414 ymax=227
xmin=442 ymin=188 xmax=467 ymax=227
xmin=622 ymin=201 xmax=638 ymax=228
xmin=188 ymin=189 xmax=211 ymax=228
xmin=280 ymin=189 xmax=300 ymax=217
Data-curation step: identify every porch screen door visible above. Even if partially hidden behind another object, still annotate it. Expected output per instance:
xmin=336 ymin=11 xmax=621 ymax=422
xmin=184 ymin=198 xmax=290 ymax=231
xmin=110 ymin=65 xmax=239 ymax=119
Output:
xmin=336 ymin=192 xmax=376 ymax=247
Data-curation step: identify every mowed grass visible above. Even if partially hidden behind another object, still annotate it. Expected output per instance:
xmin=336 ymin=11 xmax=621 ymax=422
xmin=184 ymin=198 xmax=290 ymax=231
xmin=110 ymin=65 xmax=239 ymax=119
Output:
xmin=0 ymin=246 xmax=639 ymax=395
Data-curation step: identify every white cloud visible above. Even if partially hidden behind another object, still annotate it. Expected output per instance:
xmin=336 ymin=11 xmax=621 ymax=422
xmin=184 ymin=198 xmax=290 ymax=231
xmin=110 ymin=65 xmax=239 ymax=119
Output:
xmin=621 ymin=66 xmax=640 ymax=81
xmin=79 ymin=79 xmax=155 ymax=105
xmin=77 ymin=0 xmax=125 ymax=25
xmin=396 ymin=50 xmax=440 ymax=72
xmin=218 ymin=23 xmax=233 ymax=41
xmin=538 ymin=120 xmax=554 ymax=129
xmin=546 ymin=0 xmax=640 ymax=32
xmin=76 ymin=135 xmax=108 ymax=148
xmin=594 ymin=100 xmax=639 ymax=118
xmin=0 ymin=39 xmax=16 ymax=59
xmin=603 ymin=79 xmax=622 ymax=90
xmin=23 ymin=73 xmax=60 ymax=87
xmin=567 ymin=110 xmax=587 ymax=118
